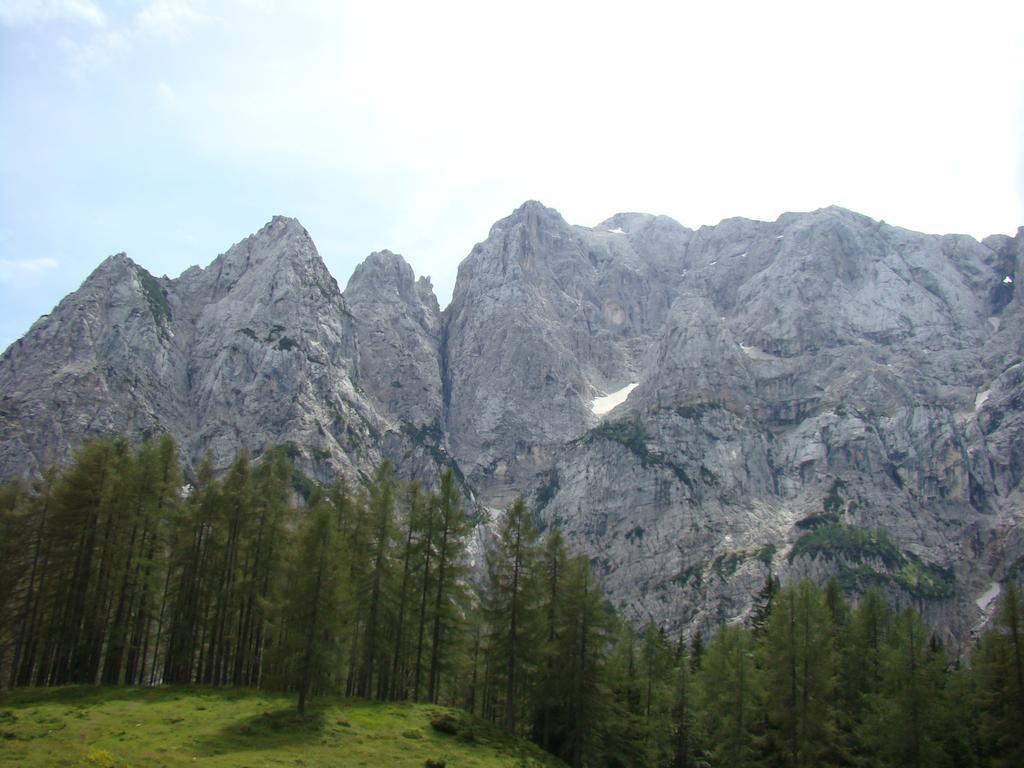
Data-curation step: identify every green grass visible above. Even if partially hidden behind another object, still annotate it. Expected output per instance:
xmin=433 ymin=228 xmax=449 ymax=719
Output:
xmin=0 ymin=687 xmax=565 ymax=768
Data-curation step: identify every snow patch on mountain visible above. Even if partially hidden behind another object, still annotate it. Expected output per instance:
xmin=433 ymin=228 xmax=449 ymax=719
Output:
xmin=590 ymin=382 xmax=639 ymax=415
xmin=976 ymin=582 xmax=1001 ymax=612
xmin=975 ymin=390 xmax=991 ymax=410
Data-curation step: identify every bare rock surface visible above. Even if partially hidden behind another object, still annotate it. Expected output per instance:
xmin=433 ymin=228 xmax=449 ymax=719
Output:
xmin=2 ymin=204 xmax=1021 ymax=649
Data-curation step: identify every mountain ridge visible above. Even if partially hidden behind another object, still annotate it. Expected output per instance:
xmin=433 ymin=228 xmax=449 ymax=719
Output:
xmin=2 ymin=201 xmax=1021 ymax=648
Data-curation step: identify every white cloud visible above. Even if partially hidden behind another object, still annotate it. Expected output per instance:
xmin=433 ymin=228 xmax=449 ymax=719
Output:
xmin=57 ymin=27 xmax=128 ymax=73
xmin=156 ymin=81 xmax=177 ymax=108
xmin=0 ymin=0 xmax=105 ymax=27
xmin=0 ymin=257 xmax=59 ymax=283
xmin=28 ymin=0 xmax=211 ymax=74
xmin=135 ymin=0 xmax=210 ymax=41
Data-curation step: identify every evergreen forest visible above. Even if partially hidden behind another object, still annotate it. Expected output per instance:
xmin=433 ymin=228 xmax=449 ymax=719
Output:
xmin=0 ymin=436 xmax=1022 ymax=768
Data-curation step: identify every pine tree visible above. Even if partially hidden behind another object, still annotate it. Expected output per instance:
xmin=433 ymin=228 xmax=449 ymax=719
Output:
xmin=358 ymin=461 xmax=397 ymax=698
xmin=389 ymin=481 xmax=423 ymax=700
xmin=427 ymin=468 xmax=472 ymax=703
xmin=639 ymin=620 xmax=674 ymax=762
xmin=533 ymin=527 xmax=569 ymax=751
xmin=689 ymin=630 xmax=704 ymax=672
xmin=760 ymin=579 xmax=837 ymax=768
xmin=410 ymin=480 xmax=437 ymax=702
xmin=0 ymin=478 xmax=29 ymax=689
xmin=695 ymin=623 xmax=758 ymax=768
xmin=603 ymin=620 xmax=648 ymax=767
xmin=483 ymin=496 xmax=540 ymax=733
xmin=3 ymin=470 xmax=55 ymax=688
xmin=864 ymin=607 xmax=950 ymax=768
xmin=46 ymin=438 xmax=121 ymax=685
xmin=749 ymin=570 xmax=779 ymax=636
xmin=281 ymin=499 xmax=343 ymax=715
xmin=671 ymin=641 xmax=696 ymax=768
xmin=163 ymin=453 xmax=220 ymax=684
xmin=559 ymin=554 xmax=609 ymax=768
xmin=101 ymin=437 xmax=180 ymax=685
xmin=843 ymin=586 xmax=891 ymax=719
xmin=231 ymin=447 xmax=289 ymax=687
xmin=973 ymin=581 xmax=1024 ymax=767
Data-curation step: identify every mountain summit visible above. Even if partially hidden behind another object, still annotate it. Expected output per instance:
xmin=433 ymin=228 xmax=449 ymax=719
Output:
xmin=2 ymin=204 xmax=1021 ymax=647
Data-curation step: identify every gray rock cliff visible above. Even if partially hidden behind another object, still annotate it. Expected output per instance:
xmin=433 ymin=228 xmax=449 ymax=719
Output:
xmin=343 ymin=249 xmax=443 ymax=429
xmin=2 ymin=204 xmax=1020 ymax=649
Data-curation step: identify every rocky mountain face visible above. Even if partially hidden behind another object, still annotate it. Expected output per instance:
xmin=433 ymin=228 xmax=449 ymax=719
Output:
xmin=0 ymin=216 xmax=451 ymax=486
xmin=2 ymin=202 xmax=1021 ymax=648
xmin=444 ymin=202 xmax=689 ymax=504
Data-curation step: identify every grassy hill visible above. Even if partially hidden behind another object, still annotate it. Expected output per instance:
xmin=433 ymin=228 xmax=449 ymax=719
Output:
xmin=0 ymin=687 xmax=566 ymax=768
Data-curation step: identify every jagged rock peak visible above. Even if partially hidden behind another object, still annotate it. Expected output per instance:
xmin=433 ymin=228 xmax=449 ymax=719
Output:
xmin=349 ymin=249 xmax=414 ymax=283
xmin=513 ymin=199 xmax=562 ymax=218
xmin=195 ymin=214 xmax=341 ymax=306
xmin=342 ymin=252 xmax=443 ymax=429
xmin=487 ymin=200 xmax=568 ymax=237
xmin=345 ymin=249 xmax=433 ymax=309
xmin=596 ymin=212 xmax=657 ymax=233
xmin=263 ymin=214 xmax=306 ymax=233
xmin=86 ymin=251 xmax=137 ymax=278
xmin=779 ymin=204 xmax=880 ymax=229
xmin=218 ymin=214 xmax=317 ymax=268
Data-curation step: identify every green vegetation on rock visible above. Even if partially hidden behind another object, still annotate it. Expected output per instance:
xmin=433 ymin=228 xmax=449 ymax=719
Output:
xmin=136 ymin=268 xmax=171 ymax=328
xmin=585 ymin=419 xmax=692 ymax=488
xmin=789 ymin=523 xmax=954 ymax=598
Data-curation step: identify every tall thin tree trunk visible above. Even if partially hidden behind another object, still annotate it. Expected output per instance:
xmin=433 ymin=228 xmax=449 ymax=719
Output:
xmin=390 ymin=507 xmax=416 ymax=700
xmin=298 ymin=541 xmax=327 ymax=715
xmin=504 ymin=512 xmax=523 ymax=732
xmin=9 ymin=490 xmax=49 ymax=688
xmin=428 ymin=515 xmax=451 ymax=703
xmin=412 ymin=511 xmax=434 ymax=702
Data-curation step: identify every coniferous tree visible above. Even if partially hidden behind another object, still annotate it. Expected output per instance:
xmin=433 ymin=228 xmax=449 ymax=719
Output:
xmin=2 ymin=474 xmax=56 ymax=689
xmin=341 ymin=486 xmax=372 ymax=695
xmin=695 ymin=623 xmax=758 ymax=768
xmin=0 ymin=478 xmax=29 ymax=688
xmin=389 ymin=481 xmax=423 ymax=700
xmin=749 ymin=570 xmax=780 ymax=636
xmin=603 ymin=620 xmax=648 ymax=767
xmin=205 ymin=447 xmax=253 ymax=685
xmin=843 ymin=586 xmax=892 ymax=724
xmin=102 ymin=436 xmax=180 ymax=685
xmin=10 ymin=434 xmax=1024 ymax=768
xmin=638 ymin=620 xmax=674 ymax=763
xmin=671 ymin=641 xmax=696 ymax=768
xmin=973 ymin=581 xmax=1024 ymax=768
xmin=427 ymin=468 xmax=472 ymax=703
xmin=358 ymin=461 xmax=397 ymax=698
xmin=559 ymin=554 xmax=610 ymax=768
xmin=760 ymin=579 xmax=836 ymax=768
xmin=286 ymin=498 xmax=343 ymax=713
xmin=410 ymin=479 xmax=437 ymax=702
xmin=689 ymin=630 xmax=704 ymax=672
xmin=46 ymin=438 xmax=122 ymax=685
xmin=231 ymin=447 xmax=289 ymax=687
xmin=125 ymin=438 xmax=178 ymax=685
xmin=163 ymin=453 xmax=220 ymax=684
xmin=864 ymin=606 xmax=950 ymax=768
xmin=484 ymin=496 xmax=540 ymax=733
xmin=533 ymin=527 xmax=569 ymax=751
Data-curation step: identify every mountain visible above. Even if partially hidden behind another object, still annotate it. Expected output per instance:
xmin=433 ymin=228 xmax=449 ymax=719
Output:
xmin=0 ymin=216 xmax=452 ymax=486
xmin=2 ymin=202 xmax=1021 ymax=647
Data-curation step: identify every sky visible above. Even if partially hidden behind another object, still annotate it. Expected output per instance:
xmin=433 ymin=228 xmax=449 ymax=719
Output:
xmin=2 ymin=0 xmax=1023 ymax=351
